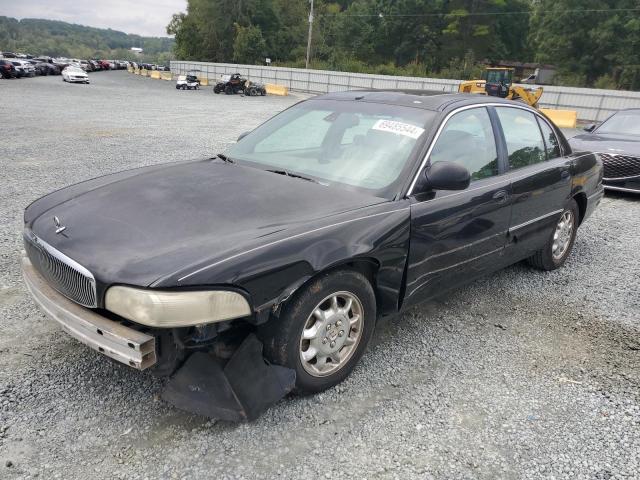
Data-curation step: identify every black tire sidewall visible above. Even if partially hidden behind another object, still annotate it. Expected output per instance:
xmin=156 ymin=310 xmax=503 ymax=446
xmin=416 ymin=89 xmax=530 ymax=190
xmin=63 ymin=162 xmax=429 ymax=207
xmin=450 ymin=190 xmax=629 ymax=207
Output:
xmin=261 ymin=270 xmax=376 ymax=395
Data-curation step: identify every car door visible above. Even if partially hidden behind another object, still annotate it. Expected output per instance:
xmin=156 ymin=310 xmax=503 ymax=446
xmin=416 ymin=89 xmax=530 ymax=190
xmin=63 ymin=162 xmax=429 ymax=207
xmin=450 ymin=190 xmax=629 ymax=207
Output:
xmin=403 ymin=106 xmax=512 ymax=308
xmin=493 ymin=106 xmax=572 ymax=260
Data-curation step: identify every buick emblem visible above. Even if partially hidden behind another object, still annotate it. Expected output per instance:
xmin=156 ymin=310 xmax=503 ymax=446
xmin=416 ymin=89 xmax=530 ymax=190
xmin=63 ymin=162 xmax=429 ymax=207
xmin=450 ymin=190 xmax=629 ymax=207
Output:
xmin=53 ymin=216 xmax=66 ymax=234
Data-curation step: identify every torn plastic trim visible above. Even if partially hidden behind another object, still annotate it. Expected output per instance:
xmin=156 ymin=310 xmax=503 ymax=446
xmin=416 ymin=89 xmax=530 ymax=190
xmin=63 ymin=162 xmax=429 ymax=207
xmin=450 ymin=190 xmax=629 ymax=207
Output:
xmin=161 ymin=334 xmax=295 ymax=421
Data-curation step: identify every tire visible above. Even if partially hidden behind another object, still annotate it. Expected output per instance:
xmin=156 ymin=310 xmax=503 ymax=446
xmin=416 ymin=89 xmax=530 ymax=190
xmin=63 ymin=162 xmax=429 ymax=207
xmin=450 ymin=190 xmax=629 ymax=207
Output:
xmin=527 ymin=199 xmax=579 ymax=271
xmin=224 ymin=85 xmax=233 ymax=95
xmin=260 ymin=269 xmax=376 ymax=395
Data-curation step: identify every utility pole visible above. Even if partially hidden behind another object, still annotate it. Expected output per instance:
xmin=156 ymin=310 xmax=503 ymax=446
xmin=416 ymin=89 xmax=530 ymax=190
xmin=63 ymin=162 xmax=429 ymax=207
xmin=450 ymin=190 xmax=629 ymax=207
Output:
xmin=305 ymin=0 xmax=314 ymax=69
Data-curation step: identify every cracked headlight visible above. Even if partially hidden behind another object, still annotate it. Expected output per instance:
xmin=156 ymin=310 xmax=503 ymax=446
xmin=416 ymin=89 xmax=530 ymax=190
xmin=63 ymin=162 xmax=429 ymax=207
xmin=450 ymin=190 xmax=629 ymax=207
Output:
xmin=105 ymin=286 xmax=251 ymax=327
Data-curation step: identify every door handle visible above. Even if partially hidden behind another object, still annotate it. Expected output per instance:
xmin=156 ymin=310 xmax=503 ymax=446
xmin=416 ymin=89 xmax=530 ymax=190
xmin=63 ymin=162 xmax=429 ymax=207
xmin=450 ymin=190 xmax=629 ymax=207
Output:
xmin=492 ymin=190 xmax=509 ymax=203
xmin=561 ymin=170 xmax=571 ymax=179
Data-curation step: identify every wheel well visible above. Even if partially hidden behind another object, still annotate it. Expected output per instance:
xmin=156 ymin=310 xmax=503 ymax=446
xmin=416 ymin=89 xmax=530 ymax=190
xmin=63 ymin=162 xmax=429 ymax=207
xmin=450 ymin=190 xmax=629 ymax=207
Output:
xmin=275 ymin=259 xmax=380 ymax=314
xmin=573 ymin=192 xmax=587 ymax=225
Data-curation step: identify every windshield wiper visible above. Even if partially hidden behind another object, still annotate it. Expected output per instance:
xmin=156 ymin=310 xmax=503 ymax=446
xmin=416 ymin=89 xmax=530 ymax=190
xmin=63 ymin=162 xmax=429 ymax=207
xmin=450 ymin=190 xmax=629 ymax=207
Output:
xmin=215 ymin=153 xmax=234 ymax=163
xmin=266 ymin=169 xmax=321 ymax=184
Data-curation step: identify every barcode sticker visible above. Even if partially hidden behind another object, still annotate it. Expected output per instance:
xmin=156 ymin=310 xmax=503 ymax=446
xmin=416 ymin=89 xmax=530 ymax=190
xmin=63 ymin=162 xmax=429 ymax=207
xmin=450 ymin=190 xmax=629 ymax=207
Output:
xmin=372 ymin=119 xmax=425 ymax=139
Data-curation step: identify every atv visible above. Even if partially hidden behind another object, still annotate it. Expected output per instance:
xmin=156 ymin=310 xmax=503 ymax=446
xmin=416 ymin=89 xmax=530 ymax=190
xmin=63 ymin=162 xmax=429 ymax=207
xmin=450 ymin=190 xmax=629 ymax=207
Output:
xmin=213 ymin=73 xmax=247 ymax=95
xmin=244 ymin=80 xmax=267 ymax=96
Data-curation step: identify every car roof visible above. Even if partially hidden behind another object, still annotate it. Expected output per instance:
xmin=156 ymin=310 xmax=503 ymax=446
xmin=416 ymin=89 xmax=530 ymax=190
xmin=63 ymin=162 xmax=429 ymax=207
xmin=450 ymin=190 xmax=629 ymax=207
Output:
xmin=312 ymin=90 xmax=530 ymax=113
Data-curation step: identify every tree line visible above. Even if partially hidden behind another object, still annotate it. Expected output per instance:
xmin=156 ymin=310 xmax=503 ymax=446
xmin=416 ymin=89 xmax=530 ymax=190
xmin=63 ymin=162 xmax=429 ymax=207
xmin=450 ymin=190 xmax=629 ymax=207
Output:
xmin=167 ymin=0 xmax=640 ymax=90
xmin=0 ymin=17 xmax=175 ymax=64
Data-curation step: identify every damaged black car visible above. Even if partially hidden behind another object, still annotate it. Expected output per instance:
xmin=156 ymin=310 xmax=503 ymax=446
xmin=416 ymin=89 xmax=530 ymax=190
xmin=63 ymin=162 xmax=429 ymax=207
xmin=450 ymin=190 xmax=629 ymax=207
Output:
xmin=22 ymin=91 xmax=603 ymax=421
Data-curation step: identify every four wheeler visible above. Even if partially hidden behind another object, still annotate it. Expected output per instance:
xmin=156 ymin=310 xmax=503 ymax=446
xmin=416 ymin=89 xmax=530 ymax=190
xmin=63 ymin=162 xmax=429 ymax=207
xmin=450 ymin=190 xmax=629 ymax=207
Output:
xmin=176 ymin=71 xmax=201 ymax=90
xmin=244 ymin=80 xmax=267 ymax=96
xmin=213 ymin=73 xmax=247 ymax=95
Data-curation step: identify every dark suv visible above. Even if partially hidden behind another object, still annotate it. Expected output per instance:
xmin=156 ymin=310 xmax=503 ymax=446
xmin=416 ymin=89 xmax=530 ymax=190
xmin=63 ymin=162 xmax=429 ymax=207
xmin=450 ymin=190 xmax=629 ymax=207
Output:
xmin=0 ymin=59 xmax=16 ymax=79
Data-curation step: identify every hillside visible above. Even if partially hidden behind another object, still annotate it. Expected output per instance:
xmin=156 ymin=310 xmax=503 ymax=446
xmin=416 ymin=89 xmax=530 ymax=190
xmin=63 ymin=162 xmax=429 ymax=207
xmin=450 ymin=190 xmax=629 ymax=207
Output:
xmin=0 ymin=17 xmax=174 ymax=62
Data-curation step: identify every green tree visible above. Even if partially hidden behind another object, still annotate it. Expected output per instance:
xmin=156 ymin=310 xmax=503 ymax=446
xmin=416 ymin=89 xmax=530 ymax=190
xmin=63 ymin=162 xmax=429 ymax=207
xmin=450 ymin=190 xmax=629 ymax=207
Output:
xmin=233 ymin=24 xmax=267 ymax=63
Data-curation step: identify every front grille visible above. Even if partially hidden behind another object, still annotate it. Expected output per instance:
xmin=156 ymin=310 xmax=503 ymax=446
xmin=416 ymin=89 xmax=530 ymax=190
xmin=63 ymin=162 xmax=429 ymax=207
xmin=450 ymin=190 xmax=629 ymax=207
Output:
xmin=24 ymin=232 xmax=97 ymax=308
xmin=601 ymin=153 xmax=640 ymax=180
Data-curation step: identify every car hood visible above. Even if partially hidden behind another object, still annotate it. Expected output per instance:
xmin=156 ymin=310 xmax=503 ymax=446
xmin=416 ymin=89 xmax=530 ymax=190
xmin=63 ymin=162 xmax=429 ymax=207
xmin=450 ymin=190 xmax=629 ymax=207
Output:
xmin=569 ymin=133 xmax=640 ymax=156
xmin=26 ymin=159 xmax=386 ymax=288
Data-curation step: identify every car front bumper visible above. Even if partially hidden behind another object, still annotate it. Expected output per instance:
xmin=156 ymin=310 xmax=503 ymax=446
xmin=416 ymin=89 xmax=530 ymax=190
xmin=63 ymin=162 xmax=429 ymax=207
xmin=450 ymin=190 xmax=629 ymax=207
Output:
xmin=603 ymin=178 xmax=640 ymax=193
xmin=22 ymin=257 xmax=156 ymax=370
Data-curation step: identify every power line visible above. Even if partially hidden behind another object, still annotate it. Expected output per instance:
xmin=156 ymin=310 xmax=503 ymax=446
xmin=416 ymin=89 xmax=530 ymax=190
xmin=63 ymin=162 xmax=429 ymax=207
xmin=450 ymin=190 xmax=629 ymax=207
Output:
xmin=320 ymin=8 xmax=640 ymax=18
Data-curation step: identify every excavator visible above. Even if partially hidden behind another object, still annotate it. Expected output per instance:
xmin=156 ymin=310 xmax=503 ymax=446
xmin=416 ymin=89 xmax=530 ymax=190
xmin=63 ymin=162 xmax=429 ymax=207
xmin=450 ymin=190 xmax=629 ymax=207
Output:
xmin=458 ymin=67 xmax=543 ymax=108
xmin=458 ymin=67 xmax=576 ymax=127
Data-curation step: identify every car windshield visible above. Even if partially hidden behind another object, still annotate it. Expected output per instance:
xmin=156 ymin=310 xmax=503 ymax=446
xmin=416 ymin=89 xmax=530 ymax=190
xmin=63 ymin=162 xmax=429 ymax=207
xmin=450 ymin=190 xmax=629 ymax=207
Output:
xmin=225 ymin=99 xmax=435 ymax=197
xmin=596 ymin=111 xmax=640 ymax=136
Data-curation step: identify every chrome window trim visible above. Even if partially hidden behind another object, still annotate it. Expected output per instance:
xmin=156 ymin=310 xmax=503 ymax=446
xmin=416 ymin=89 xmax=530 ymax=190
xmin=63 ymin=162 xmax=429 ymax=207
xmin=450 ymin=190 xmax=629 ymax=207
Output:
xmin=406 ymin=102 xmax=561 ymax=197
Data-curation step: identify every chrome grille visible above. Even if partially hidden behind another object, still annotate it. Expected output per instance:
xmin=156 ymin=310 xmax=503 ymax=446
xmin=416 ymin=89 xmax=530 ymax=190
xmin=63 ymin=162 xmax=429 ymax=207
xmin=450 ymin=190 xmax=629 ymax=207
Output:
xmin=24 ymin=232 xmax=97 ymax=308
xmin=601 ymin=153 xmax=640 ymax=180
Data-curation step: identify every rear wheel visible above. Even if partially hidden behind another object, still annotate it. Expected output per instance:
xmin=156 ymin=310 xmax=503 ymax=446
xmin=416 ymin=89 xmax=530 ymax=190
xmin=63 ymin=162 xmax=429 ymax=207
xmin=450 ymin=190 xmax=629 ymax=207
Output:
xmin=528 ymin=199 xmax=579 ymax=270
xmin=260 ymin=270 xmax=376 ymax=394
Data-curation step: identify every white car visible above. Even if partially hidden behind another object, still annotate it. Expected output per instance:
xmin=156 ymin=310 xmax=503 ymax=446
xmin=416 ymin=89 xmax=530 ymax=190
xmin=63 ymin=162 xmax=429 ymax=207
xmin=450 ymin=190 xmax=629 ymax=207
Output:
xmin=62 ymin=66 xmax=89 ymax=84
xmin=11 ymin=60 xmax=35 ymax=78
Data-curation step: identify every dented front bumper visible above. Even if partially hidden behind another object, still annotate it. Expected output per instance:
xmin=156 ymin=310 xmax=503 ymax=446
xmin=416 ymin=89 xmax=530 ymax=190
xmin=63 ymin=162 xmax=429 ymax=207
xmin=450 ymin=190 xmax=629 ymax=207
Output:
xmin=22 ymin=257 xmax=157 ymax=370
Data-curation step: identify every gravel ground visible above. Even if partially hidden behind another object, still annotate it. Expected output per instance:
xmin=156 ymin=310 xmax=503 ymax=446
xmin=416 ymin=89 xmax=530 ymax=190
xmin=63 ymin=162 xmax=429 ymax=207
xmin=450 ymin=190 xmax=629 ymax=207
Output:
xmin=1 ymin=71 xmax=639 ymax=480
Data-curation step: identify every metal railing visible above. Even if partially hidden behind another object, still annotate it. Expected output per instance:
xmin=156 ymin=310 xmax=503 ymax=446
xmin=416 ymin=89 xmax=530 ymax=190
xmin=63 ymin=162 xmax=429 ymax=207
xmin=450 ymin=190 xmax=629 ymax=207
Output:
xmin=171 ymin=61 xmax=640 ymax=122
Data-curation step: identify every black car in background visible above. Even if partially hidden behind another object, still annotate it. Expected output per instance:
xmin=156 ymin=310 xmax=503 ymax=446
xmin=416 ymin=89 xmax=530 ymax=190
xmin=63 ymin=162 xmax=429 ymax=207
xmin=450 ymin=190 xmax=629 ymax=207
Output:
xmin=0 ymin=59 xmax=16 ymax=78
xmin=569 ymin=108 xmax=640 ymax=193
xmin=22 ymin=92 xmax=603 ymax=420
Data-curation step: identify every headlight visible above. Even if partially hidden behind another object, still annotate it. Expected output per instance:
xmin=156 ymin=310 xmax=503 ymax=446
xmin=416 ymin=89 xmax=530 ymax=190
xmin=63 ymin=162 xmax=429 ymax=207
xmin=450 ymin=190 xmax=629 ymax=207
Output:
xmin=105 ymin=286 xmax=251 ymax=328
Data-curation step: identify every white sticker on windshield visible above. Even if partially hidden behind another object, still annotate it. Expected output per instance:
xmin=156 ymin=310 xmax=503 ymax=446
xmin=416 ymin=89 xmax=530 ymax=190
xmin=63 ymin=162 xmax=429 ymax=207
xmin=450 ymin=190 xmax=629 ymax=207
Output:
xmin=372 ymin=119 xmax=425 ymax=139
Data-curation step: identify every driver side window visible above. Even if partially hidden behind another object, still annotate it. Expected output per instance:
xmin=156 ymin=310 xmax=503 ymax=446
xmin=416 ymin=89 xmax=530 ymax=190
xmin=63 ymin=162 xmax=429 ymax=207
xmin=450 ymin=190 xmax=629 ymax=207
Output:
xmin=429 ymin=107 xmax=499 ymax=181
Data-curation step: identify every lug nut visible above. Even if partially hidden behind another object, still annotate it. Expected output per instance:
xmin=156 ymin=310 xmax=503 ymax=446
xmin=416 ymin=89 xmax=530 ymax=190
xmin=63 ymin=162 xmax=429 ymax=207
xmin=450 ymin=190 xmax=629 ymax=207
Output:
xmin=338 ymin=330 xmax=344 ymax=337
xmin=337 ymin=320 xmax=342 ymax=327
xmin=322 ymin=338 xmax=327 ymax=344
xmin=330 ymin=341 xmax=336 ymax=348
xmin=326 ymin=324 xmax=332 ymax=330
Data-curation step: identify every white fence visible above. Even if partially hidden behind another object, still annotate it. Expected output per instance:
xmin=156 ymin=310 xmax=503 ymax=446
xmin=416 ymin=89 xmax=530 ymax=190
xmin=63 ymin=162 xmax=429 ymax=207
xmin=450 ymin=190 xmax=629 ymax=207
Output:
xmin=171 ymin=61 xmax=640 ymax=122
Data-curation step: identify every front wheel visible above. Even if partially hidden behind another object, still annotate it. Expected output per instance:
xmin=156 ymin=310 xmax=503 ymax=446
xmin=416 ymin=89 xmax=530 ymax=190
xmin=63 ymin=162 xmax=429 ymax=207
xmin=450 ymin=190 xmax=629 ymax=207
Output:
xmin=260 ymin=270 xmax=376 ymax=394
xmin=528 ymin=199 xmax=579 ymax=270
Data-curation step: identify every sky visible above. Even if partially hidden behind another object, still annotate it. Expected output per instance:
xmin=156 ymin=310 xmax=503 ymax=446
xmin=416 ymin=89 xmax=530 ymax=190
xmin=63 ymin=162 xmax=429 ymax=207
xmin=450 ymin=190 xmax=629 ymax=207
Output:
xmin=0 ymin=0 xmax=187 ymax=37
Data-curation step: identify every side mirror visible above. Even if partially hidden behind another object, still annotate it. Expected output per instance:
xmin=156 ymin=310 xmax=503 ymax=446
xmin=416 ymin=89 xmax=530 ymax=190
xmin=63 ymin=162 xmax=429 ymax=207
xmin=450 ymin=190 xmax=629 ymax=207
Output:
xmin=237 ymin=131 xmax=250 ymax=142
xmin=583 ymin=124 xmax=596 ymax=133
xmin=424 ymin=161 xmax=471 ymax=191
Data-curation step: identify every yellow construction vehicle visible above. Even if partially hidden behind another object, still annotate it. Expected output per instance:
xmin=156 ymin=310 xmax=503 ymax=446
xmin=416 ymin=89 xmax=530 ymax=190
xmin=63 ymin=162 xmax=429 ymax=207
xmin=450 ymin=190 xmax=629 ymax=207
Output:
xmin=458 ymin=67 xmax=543 ymax=108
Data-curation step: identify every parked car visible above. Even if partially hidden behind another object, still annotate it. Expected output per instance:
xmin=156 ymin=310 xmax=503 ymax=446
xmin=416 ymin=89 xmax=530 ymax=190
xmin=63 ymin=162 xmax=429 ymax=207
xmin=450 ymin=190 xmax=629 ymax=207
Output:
xmin=62 ymin=66 xmax=89 ymax=84
xmin=0 ymin=59 xmax=17 ymax=78
xmin=11 ymin=60 xmax=36 ymax=78
xmin=28 ymin=60 xmax=59 ymax=76
xmin=21 ymin=92 xmax=603 ymax=420
xmin=569 ymin=109 xmax=640 ymax=194
xmin=98 ymin=60 xmax=111 ymax=70
xmin=79 ymin=60 xmax=94 ymax=72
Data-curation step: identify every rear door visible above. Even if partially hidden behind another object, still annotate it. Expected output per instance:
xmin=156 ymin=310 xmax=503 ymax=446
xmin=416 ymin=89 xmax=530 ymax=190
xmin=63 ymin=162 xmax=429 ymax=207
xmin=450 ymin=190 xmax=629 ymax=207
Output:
xmin=404 ymin=106 xmax=512 ymax=307
xmin=493 ymin=106 xmax=572 ymax=260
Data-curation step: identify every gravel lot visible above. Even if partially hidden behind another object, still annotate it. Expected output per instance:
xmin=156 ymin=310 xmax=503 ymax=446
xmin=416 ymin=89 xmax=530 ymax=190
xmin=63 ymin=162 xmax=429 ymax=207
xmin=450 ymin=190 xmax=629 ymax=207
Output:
xmin=1 ymin=71 xmax=639 ymax=480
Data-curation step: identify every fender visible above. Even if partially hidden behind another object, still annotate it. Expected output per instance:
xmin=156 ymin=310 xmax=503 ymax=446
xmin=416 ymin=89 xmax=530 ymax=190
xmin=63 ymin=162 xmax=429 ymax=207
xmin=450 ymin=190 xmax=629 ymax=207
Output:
xmin=171 ymin=203 xmax=412 ymax=322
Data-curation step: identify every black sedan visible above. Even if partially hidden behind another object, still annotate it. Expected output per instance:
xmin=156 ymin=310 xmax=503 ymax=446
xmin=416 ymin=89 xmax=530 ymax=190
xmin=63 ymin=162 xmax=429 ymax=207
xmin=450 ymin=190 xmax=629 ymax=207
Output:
xmin=569 ymin=108 xmax=640 ymax=193
xmin=22 ymin=92 xmax=603 ymax=420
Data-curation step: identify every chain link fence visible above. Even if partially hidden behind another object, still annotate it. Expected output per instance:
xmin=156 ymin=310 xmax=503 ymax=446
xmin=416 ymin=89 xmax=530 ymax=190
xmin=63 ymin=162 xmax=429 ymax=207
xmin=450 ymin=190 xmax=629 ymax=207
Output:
xmin=171 ymin=61 xmax=640 ymax=122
